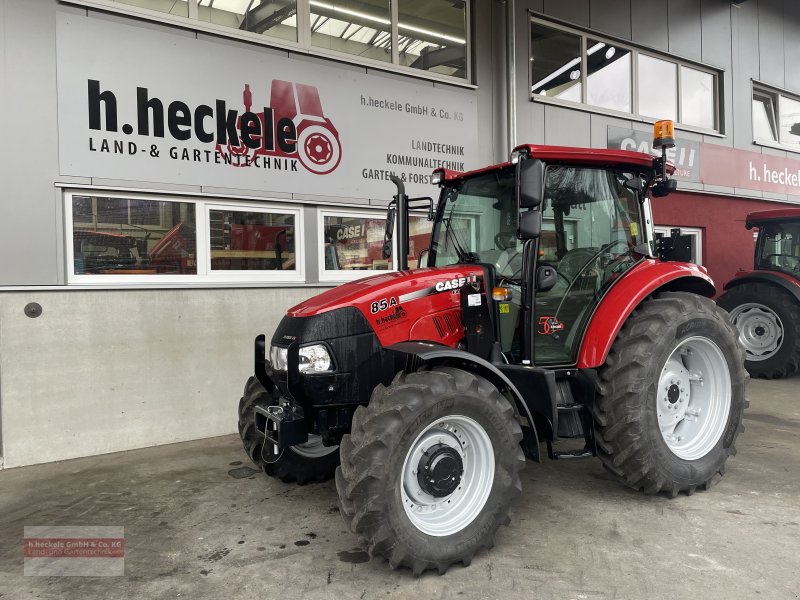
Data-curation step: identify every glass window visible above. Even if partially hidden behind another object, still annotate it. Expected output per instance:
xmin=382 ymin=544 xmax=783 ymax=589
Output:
xmin=398 ymin=0 xmax=468 ymax=78
xmin=112 ymin=0 xmax=189 ymax=17
xmin=535 ymin=167 xmax=647 ymax=364
xmin=680 ymin=66 xmax=715 ymax=130
xmin=587 ymin=38 xmax=631 ymax=113
xmin=311 ymin=0 xmax=392 ymax=63
xmin=198 ymin=0 xmax=298 ymax=42
xmin=320 ymin=212 xmax=392 ymax=278
xmin=779 ymin=95 xmax=800 ymax=148
xmin=409 ymin=214 xmax=433 ymax=267
xmin=531 ymin=23 xmax=582 ymax=102
xmin=757 ymin=220 xmax=800 ymax=273
xmin=71 ymin=196 xmax=197 ymax=276
xmin=753 ymin=90 xmax=779 ymax=142
xmin=209 ymin=208 xmax=297 ymax=271
xmin=638 ymin=54 xmax=677 ymax=121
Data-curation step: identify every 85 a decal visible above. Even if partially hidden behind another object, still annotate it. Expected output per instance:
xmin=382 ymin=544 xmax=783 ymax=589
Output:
xmin=371 ymin=297 xmax=398 ymax=314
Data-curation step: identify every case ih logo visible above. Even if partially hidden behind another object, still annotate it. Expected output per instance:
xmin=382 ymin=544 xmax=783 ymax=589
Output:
xmin=87 ymin=79 xmax=342 ymax=175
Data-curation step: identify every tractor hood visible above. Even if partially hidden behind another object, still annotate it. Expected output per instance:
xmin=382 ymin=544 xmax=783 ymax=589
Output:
xmin=287 ymin=265 xmax=486 ymax=347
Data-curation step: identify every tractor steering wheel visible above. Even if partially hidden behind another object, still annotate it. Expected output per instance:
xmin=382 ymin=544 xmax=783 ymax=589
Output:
xmin=552 ymin=239 xmax=630 ymax=318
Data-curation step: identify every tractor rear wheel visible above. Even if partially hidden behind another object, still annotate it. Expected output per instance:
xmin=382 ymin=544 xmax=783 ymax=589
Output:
xmin=237 ymin=376 xmax=339 ymax=484
xmin=335 ymin=367 xmax=525 ymax=576
xmin=717 ymin=283 xmax=800 ymax=379
xmin=595 ymin=292 xmax=747 ymax=496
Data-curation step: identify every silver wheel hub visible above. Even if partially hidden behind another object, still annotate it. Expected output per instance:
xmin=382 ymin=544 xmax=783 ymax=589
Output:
xmin=728 ymin=302 xmax=783 ymax=361
xmin=290 ymin=434 xmax=338 ymax=459
xmin=657 ymin=337 xmax=732 ymax=460
xmin=401 ymin=415 xmax=494 ymax=537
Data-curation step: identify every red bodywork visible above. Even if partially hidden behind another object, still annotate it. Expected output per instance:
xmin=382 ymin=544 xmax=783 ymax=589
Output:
xmin=746 ymin=207 xmax=800 ymax=228
xmin=289 ymin=266 xmax=484 ymax=347
xmin=435 ymin=145 xmax=673 ymax=184
xmin=577 ymin=260 xmax=715 ymax=368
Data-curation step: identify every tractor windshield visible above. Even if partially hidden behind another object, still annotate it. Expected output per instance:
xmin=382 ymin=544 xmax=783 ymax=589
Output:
xmin=429 ymin=167 xmax=521 ymax=277
xmin=756 ymin=219 xmax=800 ymax=275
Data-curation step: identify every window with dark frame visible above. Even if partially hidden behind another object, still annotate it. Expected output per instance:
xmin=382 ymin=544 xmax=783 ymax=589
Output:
xmin=530 ymin=19 xmax=720 ymax=133
xmin=752 ymin=85 xmax=800 ymax=149
xmin=77 ymin=0 xmax=471 ymax=82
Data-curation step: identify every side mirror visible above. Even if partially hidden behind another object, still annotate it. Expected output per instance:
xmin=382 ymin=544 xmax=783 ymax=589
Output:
xmin=536 ymin=264 xmax=558 ymax=292
xmin=382 ymin=207 xmax=395 ymax=259
xmin=518 ymin=159 xmax=545 ymax=208
xmin=652 ymin=179 xmax=678 ymax=197
xmin=518 ymin=209 xmax=542 ymax=240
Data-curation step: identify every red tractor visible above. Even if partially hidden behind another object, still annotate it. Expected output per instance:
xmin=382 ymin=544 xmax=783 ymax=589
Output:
xmin=238 ymin=122 xmax=747 ymax=575
xmin=718 ymin=208 xmax=800 ymax=378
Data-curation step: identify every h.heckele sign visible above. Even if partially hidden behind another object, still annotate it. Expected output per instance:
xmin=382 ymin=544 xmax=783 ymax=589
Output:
xmin=56 ymin=15 xmax=478 ymax=200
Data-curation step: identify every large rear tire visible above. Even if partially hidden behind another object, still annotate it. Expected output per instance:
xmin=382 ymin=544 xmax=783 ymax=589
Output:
xmin=594 ymin=292 xmax=747 ymax=496
xmin=237 ymin=376 xmax=340 ymax=484
xmin=717 ymin=283 xmax=800 ymax=379
xmin=336 ymin=367 xmax=525 ymax=576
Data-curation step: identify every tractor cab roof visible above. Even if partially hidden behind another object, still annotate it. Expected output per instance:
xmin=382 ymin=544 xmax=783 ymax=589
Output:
xmin=437 ymin=144 xmax=668 ymax=183
xmin=746 ymin=207 xmax=800 ymax=229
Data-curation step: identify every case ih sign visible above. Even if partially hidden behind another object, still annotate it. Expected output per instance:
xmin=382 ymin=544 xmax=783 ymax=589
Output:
xmin=56 ymin=14 xmax=477 ymax=200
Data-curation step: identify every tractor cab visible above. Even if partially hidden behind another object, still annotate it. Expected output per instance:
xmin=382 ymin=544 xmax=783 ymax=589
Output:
xmin=426 ymin=155 xmax=654 ymax=368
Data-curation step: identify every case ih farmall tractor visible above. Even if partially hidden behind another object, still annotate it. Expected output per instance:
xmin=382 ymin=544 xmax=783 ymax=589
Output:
xmin=238 ymin=122 xmax=747 ymax=575
xmin=718 ymin=208 xmax=800 ymax=378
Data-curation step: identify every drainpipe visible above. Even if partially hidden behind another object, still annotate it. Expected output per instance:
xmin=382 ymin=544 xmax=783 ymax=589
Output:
xmin=506 ymin=0 xmax=517 ymax=151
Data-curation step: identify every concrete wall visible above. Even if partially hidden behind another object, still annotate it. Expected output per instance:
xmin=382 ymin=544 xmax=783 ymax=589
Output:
xmin=0 ymin=286 xmax=325 ymax=468
xmin=0 ymin=0 xmax=500 ymax=467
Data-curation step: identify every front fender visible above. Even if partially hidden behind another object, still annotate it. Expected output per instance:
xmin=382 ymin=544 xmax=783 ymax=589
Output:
xmin=577 ymin=260 xmax=715 ymax=368
xmin=386 ymin=341 xmax=542 ymax=462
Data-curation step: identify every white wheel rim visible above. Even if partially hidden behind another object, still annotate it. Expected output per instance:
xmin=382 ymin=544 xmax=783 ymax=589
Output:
xmin=290 ymin=434 xmax=338 ymax=458
xmin=400 ymin=415 xmax=495 ymax=537
xmin=728 ymin=302 xmax=784 ymax=361
xmin=657 ymin=336 xmax=732 ymax=460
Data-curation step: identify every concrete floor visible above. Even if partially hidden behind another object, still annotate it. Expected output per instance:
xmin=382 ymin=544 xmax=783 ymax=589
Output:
xmin=1 ymin=377 xmax=798 ymax=600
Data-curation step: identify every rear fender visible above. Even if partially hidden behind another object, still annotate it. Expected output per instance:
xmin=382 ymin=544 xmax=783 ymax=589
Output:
xmin=724 ymin=271 xmax=800 ymax=301
xmin=387 ymin=342 xmax=542 ymax=462
xmin=577 ymin=261 xmax=715 ymax=369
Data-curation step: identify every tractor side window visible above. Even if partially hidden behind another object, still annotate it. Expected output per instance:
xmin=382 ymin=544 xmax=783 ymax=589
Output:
xmin=757 ymin=221 xmax=800 ymax=273
xmin=534 ymin=166 xmax=647 ymax=365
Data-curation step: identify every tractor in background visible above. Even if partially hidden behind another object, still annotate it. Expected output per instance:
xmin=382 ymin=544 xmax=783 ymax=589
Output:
xmin=718 ymin=208 xmax=800 ymax=378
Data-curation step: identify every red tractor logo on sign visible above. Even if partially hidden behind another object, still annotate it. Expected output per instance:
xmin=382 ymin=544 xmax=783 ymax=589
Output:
xmin=223 ymin=80 xmax=342 ymax=175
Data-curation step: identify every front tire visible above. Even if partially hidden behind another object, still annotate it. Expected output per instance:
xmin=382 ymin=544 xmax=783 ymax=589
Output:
xmin=237 ymin=376 xmax=340 ymax=484
xmin=336 ymin=367 xmax=525 ymax=576
xmin=595 ymin=292 xmax=747 ymax=496
xmin=717 ymin=283 xmax=800 ymax=379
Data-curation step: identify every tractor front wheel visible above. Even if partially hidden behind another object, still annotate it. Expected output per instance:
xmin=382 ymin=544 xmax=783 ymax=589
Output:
xmin=237 ymin=377 xmax=340 ymax=484
xmin=336 ymin=367 xmax=525 ymax=576
xmin=595 ymin=292 xmax=747 ymax=496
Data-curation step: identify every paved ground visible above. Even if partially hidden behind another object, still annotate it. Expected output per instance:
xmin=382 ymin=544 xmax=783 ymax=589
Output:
xmin=1 ymin=376 xmax=798 ymax=600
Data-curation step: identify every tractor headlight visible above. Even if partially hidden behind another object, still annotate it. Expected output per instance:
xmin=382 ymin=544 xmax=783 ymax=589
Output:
xmin=298 ymin=344 xmax=333 ymax=373
xmin=270 ymin=344 xmax=333 ymax=373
